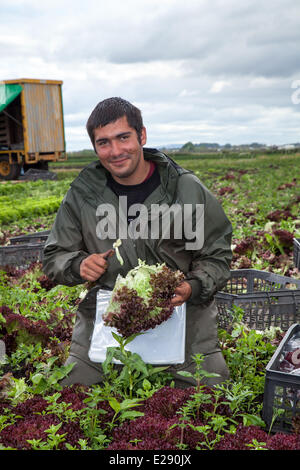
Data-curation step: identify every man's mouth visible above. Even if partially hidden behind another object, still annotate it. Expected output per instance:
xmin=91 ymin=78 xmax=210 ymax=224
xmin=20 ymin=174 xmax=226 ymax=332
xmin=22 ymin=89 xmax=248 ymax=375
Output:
xmin=110 ymin=156 xmax=130 ymax=166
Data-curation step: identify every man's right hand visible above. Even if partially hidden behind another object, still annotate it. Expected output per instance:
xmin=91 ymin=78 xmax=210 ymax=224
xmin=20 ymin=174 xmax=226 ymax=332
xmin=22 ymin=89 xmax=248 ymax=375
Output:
xmin=80 ymin=250 xmax=114 ymax=281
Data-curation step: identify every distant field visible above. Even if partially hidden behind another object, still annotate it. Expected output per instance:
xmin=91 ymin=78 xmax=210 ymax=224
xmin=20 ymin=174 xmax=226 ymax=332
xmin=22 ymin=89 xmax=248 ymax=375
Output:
xmin=48 ymin=148 xmax=300 ymax=169
xmin=50 ymin=148 xmax=300 ymax=169
xmin=50 ymin=156 xmax=97 ymax=168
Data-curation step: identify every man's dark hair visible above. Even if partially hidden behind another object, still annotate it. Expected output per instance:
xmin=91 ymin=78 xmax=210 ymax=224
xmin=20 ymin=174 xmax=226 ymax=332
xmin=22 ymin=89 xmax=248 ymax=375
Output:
xmin=86 ymin=97 xmax=144 ymax=148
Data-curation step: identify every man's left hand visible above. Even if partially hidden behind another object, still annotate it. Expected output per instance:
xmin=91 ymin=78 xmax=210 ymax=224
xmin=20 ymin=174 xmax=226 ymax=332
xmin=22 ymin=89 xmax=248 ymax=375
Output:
xmin=171 ymin=281 xmax=192 ymax=306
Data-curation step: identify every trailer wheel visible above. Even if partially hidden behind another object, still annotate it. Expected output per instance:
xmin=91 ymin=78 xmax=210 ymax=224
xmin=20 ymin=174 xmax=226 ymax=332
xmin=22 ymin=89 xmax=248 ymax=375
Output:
xmin=0 ymin=156 xmax=21 ymax=180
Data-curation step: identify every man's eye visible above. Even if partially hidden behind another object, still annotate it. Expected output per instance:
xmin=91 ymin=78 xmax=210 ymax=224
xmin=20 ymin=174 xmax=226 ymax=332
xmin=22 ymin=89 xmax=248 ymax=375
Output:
xmin=120 ymin=135 xmax=129 ymax=141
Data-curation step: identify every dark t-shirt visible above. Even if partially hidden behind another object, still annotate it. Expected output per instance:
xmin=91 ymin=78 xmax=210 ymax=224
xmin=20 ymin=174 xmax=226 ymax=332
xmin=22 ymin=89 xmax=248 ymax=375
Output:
xmin=106 ymin=161 xmax=160 ymax=223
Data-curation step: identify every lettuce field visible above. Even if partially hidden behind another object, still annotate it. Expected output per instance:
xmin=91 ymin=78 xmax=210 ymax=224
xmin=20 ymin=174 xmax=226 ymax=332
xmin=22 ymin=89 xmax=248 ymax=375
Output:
xmin=0 ymin=152 xmax=299 ymax=452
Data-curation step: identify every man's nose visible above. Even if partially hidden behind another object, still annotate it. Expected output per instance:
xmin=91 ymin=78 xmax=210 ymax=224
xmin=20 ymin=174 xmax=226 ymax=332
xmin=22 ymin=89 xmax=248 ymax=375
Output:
xmin=110 ymin=140 xmax=123 ymax=157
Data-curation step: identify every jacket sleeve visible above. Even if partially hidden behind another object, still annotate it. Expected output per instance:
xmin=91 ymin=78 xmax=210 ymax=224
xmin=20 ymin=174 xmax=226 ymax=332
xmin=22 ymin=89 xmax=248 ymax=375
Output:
xmin=178 ymin=173 xmax=233 ymax=304
xmin=42 ymin=188 xmax=89 ymax=286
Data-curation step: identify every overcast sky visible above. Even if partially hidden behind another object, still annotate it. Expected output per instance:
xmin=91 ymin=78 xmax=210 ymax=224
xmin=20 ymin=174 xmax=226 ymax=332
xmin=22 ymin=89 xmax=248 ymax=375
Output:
xmin=1 ymin=0 xmax=300 ymax=150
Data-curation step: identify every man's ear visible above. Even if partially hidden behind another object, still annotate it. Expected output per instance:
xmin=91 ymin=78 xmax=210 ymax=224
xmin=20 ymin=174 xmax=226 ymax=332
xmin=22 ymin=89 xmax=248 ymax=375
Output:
xmin=141 ymin=126 xmax=147 ymax=146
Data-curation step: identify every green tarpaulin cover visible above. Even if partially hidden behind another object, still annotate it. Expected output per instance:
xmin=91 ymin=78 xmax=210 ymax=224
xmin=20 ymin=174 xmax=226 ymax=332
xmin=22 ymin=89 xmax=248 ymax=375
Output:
xmin=0 ymin=83 xmax=22 ymax=113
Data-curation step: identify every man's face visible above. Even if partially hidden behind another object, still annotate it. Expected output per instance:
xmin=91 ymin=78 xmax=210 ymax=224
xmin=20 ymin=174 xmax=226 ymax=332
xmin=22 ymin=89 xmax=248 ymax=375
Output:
xmin=94 ymin=115 xmax=147 ymax=184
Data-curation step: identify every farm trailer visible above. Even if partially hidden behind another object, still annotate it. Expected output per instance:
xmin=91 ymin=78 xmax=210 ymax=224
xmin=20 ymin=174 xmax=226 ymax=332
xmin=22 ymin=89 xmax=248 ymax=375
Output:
xmin=0 ymin=78 xmax=67 ymax=180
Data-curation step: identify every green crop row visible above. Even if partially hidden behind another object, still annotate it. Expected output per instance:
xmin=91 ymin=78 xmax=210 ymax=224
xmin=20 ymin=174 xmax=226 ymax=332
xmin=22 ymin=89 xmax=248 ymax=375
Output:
xmin=0 ymin=179 xmax=71 ymax=198
xmin=0 ymin=196 xmax=63 ymax=224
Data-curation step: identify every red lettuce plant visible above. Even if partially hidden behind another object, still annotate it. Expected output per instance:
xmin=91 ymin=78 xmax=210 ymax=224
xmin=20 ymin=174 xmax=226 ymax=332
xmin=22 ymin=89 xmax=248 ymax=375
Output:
xmin=0 ymin=414 xmax=85 ymax=450
xmin=0 ymin=307 xmax=52 ymax=355
xmin=215 ymin=424 xmax=269 ymax=450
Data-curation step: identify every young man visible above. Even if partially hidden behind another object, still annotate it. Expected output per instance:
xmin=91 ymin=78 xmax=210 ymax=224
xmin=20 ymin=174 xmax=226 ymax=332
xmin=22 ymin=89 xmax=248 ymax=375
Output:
xmin=43 ymin=97 xmax=232 ymax=387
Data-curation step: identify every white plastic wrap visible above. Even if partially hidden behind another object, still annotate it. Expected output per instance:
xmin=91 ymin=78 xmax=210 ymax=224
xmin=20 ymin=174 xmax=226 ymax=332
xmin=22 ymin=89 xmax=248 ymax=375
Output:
xmin=279 ymin=331 xmax=300 ymax=373
xmin=88 ymin=289 xmax=186 ymax=364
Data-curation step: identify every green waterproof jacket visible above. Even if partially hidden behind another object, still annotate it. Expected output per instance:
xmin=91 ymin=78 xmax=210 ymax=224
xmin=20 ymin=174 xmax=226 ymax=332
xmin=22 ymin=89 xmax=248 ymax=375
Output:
xmin=43 ymin=149 xmax=232 ymax=366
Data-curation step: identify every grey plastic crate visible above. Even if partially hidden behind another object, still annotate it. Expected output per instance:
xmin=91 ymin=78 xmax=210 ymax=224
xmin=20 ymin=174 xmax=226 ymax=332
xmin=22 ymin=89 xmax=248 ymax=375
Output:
xmin=0 ymin=230 xmax=49 ymax=268
xmin=0 ymin=243 xmax=45 ymax=268
xmin=262 ymin=323 xmax=300 ymax=434
xmin=294 ymin=238 xmax=300 ymax=270
xmin=9 ymin=230 xmax=50 ymax=245
xmin=216 ymin=269 xmax=300 ymax=331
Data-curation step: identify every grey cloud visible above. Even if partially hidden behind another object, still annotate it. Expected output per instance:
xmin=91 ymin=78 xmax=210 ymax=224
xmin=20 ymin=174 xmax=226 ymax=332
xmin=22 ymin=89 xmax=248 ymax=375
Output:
xmin=3 ymin=0 xmax=300 ymax=149
xmin=69 ymin=0 xmax=300 ymax=80
xmin=3 ymin=0 xmax=300 ymax=80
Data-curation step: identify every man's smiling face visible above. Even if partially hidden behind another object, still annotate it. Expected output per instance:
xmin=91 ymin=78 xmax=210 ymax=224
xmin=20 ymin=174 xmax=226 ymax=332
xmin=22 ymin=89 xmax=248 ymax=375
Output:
xmin=94 ymin=115 xmax=147 ymax=185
